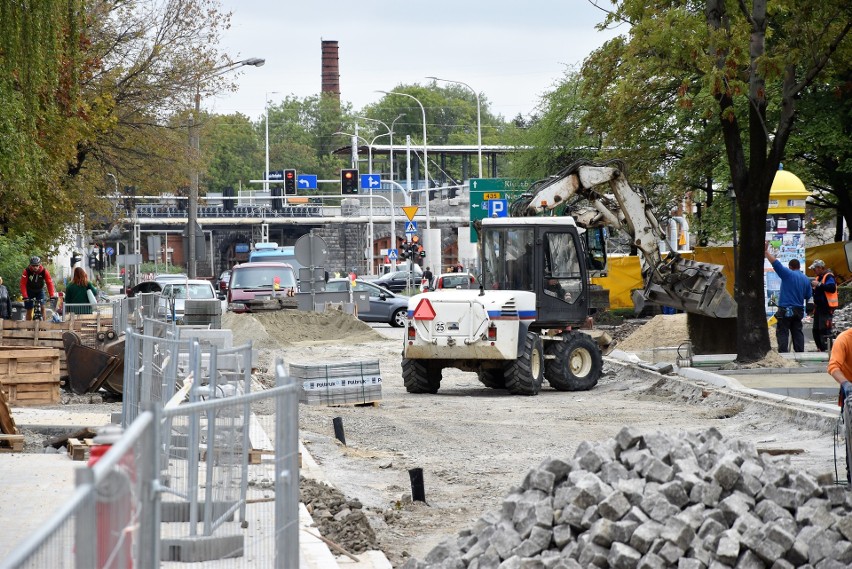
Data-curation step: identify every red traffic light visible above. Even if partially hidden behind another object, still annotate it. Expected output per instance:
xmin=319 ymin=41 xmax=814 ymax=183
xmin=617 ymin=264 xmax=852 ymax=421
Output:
xmin=341 ymin=168 xmax=359 ymax=194
xmin=285 ymin=171 xmax=294 ymax=179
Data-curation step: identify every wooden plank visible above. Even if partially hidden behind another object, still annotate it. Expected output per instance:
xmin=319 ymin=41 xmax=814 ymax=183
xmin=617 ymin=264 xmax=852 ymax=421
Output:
xmin=44 ymin=427 xmax=96 ymax=449
xmin=0 ymin=386 xmax=17 ymax=434
xmin=0 ymin=433 xmax=24 ymax=452
xmin=248 ymin=414 xmax=274 ymax=453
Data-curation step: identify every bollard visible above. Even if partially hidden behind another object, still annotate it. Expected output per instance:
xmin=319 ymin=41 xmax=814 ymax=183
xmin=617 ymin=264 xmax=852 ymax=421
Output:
xmin=332 ymin=417 xmax=346 ymax=446
xmin=408 ymin=467 xmax=426 ymax=503
xmin=88 ymin=424 xmax=135 ymax=569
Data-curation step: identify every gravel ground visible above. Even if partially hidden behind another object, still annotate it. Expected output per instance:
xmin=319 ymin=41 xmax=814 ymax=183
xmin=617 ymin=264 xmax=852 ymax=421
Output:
xmin=249 ymin=315 xmax=844 ymax=567
xmin=16 ymin=311 xmax=844 ymax=567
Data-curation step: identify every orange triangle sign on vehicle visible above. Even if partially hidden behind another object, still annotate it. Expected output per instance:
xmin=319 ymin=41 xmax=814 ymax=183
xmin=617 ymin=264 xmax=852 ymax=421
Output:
xmin=412 ymin=298 xmax=436 ymax=320
xmin=402 ymin=206 xmax=419 ymax=221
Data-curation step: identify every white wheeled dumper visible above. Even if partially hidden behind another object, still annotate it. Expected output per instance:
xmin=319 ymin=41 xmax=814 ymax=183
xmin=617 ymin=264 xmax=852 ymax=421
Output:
xmin=401 ymin=162 xmax=736 ymax=396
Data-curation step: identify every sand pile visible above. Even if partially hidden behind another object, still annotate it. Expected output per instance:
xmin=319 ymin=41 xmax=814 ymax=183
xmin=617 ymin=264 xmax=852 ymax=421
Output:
xmin=615 ymin=315 xmax=688 ymax=351
xmin=222 ymin=309 xmax=385 ymax=349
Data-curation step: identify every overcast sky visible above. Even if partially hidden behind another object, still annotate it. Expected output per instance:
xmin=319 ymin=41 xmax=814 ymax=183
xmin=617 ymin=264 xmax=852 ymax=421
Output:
xmin=210 ymin=1 xmax=624 ymax=122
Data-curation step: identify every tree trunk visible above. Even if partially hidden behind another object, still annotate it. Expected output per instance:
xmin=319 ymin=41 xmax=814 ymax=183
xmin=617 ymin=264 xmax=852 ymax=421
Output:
xmin=734 ymin=191 xmax=772 ymax=363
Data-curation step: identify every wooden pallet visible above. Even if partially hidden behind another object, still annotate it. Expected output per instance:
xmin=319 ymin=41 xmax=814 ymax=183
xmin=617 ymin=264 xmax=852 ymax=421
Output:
xmin=0 ymin=434 xmax=24 ymax=452
xmin=0 ymin=347 xmax=61 ymax=406
xmin=67 ymin=437 xmax=95 ymax=461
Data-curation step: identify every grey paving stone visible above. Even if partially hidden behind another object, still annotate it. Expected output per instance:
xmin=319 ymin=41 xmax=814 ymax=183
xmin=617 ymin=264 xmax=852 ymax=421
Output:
xmin=607 ymin=542 xmax=642 ymax=569
xmin=636 ymin=552 xmax=666 ymax=569
xmin=657 ymin=541 xmax=685 ymax=565
xmin=716 ymin=530 xmax=740 ymax=565
xmin=615 ymin=426 xmax=643 ymax=451
xmin=630 ymin=521 xmax=664 ymax=554
xmin=661 ymin=517 xmax=696 ymax=550
xmin=599 ymin=491 xmax=632 ymax=521
xmin=589 ymin=517 xmax=615 ymax=547
xmin=612 ymin=520 xmax=640 ymax=545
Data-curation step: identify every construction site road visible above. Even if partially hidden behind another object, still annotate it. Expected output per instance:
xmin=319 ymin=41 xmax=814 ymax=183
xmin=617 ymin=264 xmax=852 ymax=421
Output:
xmin=258 ymin=323 xmax=845 ymax=568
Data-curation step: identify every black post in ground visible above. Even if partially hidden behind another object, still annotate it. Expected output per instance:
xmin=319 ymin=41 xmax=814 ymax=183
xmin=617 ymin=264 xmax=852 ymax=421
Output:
xmin=332 ymin=417 xmax=346 ymax=446
xmin=408 ymin=467 xmax=426 ymax=503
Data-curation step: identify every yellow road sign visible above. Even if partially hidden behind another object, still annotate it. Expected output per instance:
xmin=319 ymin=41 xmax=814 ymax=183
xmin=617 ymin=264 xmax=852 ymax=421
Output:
xmin=402 ymin=206 xmax=419 ymax=221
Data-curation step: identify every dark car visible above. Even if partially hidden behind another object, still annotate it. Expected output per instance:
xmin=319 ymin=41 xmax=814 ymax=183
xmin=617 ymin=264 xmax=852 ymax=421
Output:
xmin=325 ymin=279 xmax=408 ymax=327
xmin=372 ymin=268 xmax=423 ymax=293
xmin=125 ymin=281 xmax=163 ymax=297
xmin=216 ymin=270 xmax=231 ymax=299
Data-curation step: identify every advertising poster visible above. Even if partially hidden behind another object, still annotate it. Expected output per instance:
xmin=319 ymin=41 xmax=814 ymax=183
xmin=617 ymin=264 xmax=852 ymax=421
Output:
xmin=764 ymin=232 xmax=806 ymax=318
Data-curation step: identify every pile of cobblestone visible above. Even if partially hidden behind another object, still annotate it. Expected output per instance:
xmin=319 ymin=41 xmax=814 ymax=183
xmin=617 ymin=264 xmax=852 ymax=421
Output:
xmin=403 ymin=428 xmax=852 ymax=568
xmin=832 ymin=302 xmax=852 ymax=331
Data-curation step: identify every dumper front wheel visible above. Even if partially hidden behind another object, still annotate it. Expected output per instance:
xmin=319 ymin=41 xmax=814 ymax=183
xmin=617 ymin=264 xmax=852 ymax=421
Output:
xmin=545 ymin=332 xmax=601 ymax=391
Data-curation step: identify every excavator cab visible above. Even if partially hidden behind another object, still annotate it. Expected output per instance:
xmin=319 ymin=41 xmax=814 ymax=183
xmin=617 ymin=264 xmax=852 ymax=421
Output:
xmin=479 ymin=218 xmax=591 ymax=330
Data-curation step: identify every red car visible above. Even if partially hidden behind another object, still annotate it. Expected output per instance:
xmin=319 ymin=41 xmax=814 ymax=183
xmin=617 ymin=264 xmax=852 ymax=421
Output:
xmin=216 ymin=270 xmax=231 ymax=299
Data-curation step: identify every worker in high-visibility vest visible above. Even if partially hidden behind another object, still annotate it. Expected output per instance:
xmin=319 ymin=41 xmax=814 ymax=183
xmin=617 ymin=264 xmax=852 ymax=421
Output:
xmin=809 ymin=259 xmax=838 ymax=352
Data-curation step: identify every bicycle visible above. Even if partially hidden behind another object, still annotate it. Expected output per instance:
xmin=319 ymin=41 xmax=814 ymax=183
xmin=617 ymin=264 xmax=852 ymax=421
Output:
xmin=24 ymin=295 xmax=57 ymax=321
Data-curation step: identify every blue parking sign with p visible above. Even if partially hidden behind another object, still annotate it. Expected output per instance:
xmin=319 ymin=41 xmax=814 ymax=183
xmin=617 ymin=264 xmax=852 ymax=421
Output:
xmin=487 ymin=199 xmax=508 ymax=218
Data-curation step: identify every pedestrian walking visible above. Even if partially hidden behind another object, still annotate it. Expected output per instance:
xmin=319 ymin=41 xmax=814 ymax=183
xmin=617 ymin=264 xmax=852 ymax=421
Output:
xmin=0 ymin=277 xmax=12 ymax=319
xmin=809 ymin=259 xmax=838 ymax=352
xmin=765 ymin=242 xmax=812 ymax=352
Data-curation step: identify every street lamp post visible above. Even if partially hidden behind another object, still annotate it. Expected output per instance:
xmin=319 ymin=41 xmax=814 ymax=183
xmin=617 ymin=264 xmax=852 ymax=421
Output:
xmin=377 ymin=91 xmax=430 ymax=230
xmin=334 ymin=130 xmax=392 ymax=275
xmin=427 ymin=76 xmax=482 ymax=178
xmin=188 ymin=57 xmax=264 ymax=279
xmin=356 ymin=114 xmax=405 ymax=181
xmin=264 ymin=91 xmax=279 ymax=194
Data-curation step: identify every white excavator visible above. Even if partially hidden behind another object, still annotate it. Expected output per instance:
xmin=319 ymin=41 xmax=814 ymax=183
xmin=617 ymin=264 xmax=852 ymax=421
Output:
xmin=401 ymin=160 xmax=736 ymax=396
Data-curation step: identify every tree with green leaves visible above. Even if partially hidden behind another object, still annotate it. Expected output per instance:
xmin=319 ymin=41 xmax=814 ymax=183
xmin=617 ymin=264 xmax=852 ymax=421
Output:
xmin=0 ymin=0 xmax=85 ymax=244
xmin=582 ymin=0 xmax=850 ymax=362
xmin=784 ymin=64 xmax=852 ymax=242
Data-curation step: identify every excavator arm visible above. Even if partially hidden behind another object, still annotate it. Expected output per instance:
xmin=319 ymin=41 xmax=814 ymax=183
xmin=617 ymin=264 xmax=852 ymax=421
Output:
xmin=514 ymin=162 xmax=737 ymax=319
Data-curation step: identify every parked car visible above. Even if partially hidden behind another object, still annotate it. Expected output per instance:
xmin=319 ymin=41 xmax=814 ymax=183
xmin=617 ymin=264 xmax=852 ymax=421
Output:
xmin=433 ymin=272 xmax=478 ymax=290
xmin=157 ymin=279 xmax=217 ymax=322
xmin=325 ymin=279 xmax=408 ymax=327
xmin=154 ymin=273 xmax=188 ymax=287
xmin=372 ymin=266 xmax=423 ymax=293
xmin=227 ymin=262 xmax=297 ymax=313
xmin=216 ymin=270 xmax=231 ymax=299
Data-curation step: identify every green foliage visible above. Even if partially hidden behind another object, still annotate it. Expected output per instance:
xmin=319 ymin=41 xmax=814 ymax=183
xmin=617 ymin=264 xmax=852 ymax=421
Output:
xmin=0 ymin=234 xmax=36 ymax=296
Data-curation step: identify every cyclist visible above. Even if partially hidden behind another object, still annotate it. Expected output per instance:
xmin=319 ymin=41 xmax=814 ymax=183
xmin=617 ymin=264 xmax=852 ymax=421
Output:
xmin=20 ymin=256 xmax=56 ymax=320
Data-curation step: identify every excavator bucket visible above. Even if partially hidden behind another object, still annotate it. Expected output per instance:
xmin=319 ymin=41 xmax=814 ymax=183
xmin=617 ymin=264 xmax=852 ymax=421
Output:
xmin=632 ymin=256 xmax=737 ymax=319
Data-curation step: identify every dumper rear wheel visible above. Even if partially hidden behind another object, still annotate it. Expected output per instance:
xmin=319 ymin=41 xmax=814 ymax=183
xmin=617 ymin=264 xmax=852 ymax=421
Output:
xmin=504 ymin=332 xmax=544 ymax=395
xmin=477 ymin=367 xmax=507 ymax=390
xmin=402 ymin=358 xmax=441 ymax=394
xmin=545 ymin=332 xmax=601 ymax=391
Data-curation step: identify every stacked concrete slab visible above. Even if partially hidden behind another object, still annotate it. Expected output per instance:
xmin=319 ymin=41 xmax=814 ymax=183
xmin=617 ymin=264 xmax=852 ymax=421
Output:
xmin=293 ymin=360 xmax=382 ymax=406
xmin=403 ymin=427 xmax=852 ymax=568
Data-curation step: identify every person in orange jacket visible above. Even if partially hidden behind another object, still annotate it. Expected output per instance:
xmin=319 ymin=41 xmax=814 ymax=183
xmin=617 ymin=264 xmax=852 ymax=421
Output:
xmin=809 ymin=259 xmax=838 ymax=351
xmin=829 ymin=327 xmax=852 ymax=482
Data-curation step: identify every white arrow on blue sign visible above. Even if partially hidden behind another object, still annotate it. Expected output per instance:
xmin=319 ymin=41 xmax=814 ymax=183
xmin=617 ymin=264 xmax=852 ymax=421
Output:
xmin=404 ymin=221 xmax=417 ymax=234
xmin=360 ymin=174 xmax=381 ymax=189
xmin=106 ymin=247 xmax=115 ymax=256
xmin=297 ymin=174 xmax=317 ymax=189
xmin=487 ymin=199 xmax=509 ymax=218
xmin=388 ymin=249 xmax=398 ymax=260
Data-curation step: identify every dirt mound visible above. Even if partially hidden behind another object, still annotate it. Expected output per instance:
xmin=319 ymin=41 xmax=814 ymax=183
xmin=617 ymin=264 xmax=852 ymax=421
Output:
xmin=615 ymin=314 xmax=688 ymax=351
xmin=222 ymin=310 xmax=385 ymax=348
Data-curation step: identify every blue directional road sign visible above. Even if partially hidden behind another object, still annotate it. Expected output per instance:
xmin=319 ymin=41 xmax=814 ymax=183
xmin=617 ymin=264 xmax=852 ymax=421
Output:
xmin=487 ymin=199 xmax=509 ymax=218
xmin=404 ymin=221 xmax=418 ymax=234
xmin=360 ymin=174 xmax=381 ymax=190
xmin=388 ymin=249 xmax=398 ymax=260
xmin=297 ymin=174 xmax=317 ymax=190
xmin=106 ymin=247 xmax=115 ymax=256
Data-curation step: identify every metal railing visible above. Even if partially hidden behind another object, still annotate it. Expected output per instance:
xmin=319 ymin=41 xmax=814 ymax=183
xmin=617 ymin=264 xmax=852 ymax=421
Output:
xmin=2 ymin=358 xmax=299 ymax=569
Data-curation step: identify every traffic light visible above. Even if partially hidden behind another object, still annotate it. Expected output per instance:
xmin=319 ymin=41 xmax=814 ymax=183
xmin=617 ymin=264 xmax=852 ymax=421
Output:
xmin=340 ymin=169 xmax=359 ymax=195
xmin=283 ymin=169 xmax=297 ymax=195
xmin=88 ymin=255 xmax=97 ymax=268
xmin=70 ymin=252 xmax=81 ymax=268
